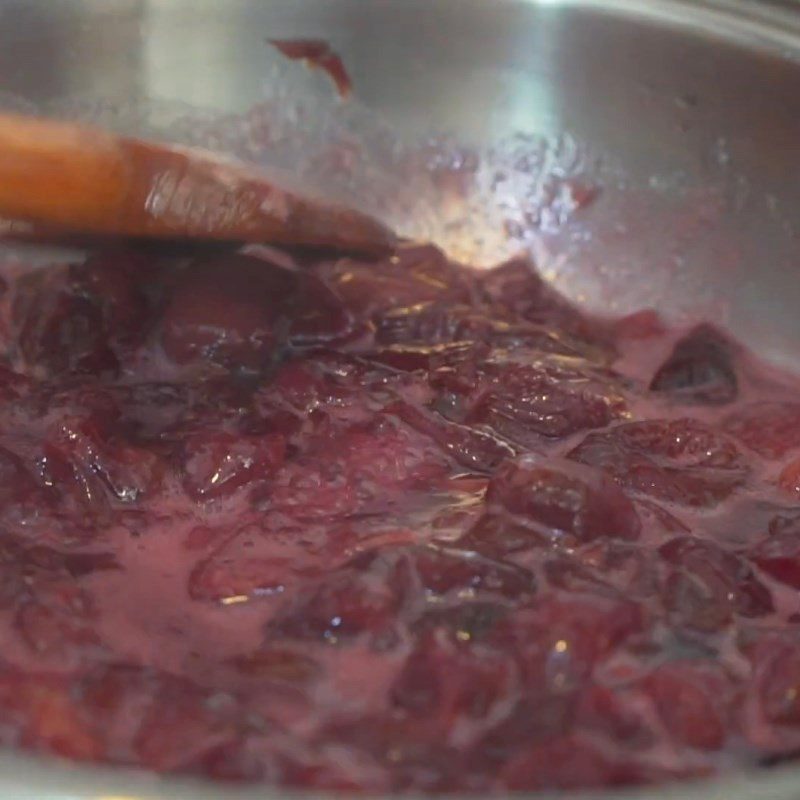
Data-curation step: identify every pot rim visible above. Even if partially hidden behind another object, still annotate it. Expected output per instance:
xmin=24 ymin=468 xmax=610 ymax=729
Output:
xmin=522 ymin=0 xmax=800 ymax=53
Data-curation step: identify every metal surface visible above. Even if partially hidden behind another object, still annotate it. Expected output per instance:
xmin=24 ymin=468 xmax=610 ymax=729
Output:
xmin=0 ymin=0 xmax=798 ymax=798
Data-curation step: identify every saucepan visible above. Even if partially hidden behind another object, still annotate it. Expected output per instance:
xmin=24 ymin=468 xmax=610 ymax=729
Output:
xmin=0 ymin=0 xmax=798 ymax=798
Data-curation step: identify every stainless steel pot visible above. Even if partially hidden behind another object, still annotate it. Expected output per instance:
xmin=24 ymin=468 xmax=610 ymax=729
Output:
xmin=0 ymin=0 xmax=798 ymax=798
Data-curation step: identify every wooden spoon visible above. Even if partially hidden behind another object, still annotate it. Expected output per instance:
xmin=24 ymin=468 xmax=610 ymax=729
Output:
xmin=0 ymin=112 xmax=395 ymax=256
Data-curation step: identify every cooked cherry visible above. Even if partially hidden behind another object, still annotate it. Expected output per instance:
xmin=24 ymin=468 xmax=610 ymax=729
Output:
xmin=14 ymin=268 xmax=118 ymax=377
xmin=159 ymin=254 xmax=295 ymax=370
xmin=569 ymin=418 xmax=748 ymax=507
xmin=649 ymin=324 xmax=738 ymax=405
xmin=387 ymin=400 xmax=516 ymax=473
xmin=180 ymin=430 xmax=285 ymax=501
xmin=391 ymin=631 xmax=516 ymax=725
xmin=659 ymin=537 xmax=773 ymax=631
xmin=750 ymin=533 xmax=800 ymax=589
xmin=465 ymin=360 xmax=627 ymax=444
xmin=725 ymin=401 xmax=800 ymax=458
xmin=267 ymin=565 xmax=402 ymax=645
xmin=643 ymin=661 xmax=733 ymax=750
xmin=485 ymin=454 xmax=641 ymax=544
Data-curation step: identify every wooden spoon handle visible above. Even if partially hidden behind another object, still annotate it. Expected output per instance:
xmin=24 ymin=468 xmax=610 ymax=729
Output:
xmin=0 ymin=112 xmax=395 ymax=255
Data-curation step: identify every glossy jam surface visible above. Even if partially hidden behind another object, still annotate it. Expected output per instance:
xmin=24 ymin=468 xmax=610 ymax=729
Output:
xmin=1 ymin=244 xmax=800 ymax=792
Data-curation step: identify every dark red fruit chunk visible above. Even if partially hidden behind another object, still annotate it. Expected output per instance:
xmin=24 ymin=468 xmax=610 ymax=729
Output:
xmin=258 ymin=350 xmax=407 ymax=418
xmin=650 ymin=324 xmax=738 ymax=405
xmin=75 ymin=250 xmax=155 ymax=344
xmin=643 ymin=661 xmax=731 ymax=750
xmin=491 ymin=593 xmax=645 ymax=692
xmin=479 ymin=257 xmax=549 ymax=311
xmin=265 ymin=543 xmax=534 ymax=646
xmin=73 ymin=663 xmax=243 ymax=772
xmin=0 ymin=443 xmax=46 ymax=509
xmin=499 ymin=735 xmax=635 ymax=791
xmin=750 ymin=532 xmax=800 ymax=589
xmin=576 ymin=685 xmax=654 ymax=748
xmin=769 ymin=510 xmax=800 ymax=536
xmin=189 ymin=552 xmax=288 ymax=603
xmin=268 ymin=417 xmax=450 ymax=519
xmin=267 ymin=566 xmax=401 ymax=644
xmin=0 ymin=537 xmax=117 ymax=583
xmin=350 ymin=544 xmax=536 ymax=611
xmin=161 ymin=256 xmax=352 ymax=371
xmin=160 ymin=254 xmax=296 ymax=369
xmin=479 ymin=257 xmax=612 ymax=352
xmin=15 ymin=586 xmax=103 ymax=666
xmin=321 ymin=244 xmax=473 ymax=318
xmin=613 ymin=309 xmax=666 ymax=340
xmin=12 ymin=251 xmax=155 ymax=378
xmin=21 ymin=545 xmax=119 ymax=578
xmin=0 ymin=669 xmax=101 ymax=760
xmin=409 ymin=545 xmax=535 ymax=600
xmin=634 ymin=498 xmax=691 ymax=535
xmin=268 ymin=38 xmax=352 ymax=99
xmin=485 ymin=454 xmax=641 ymax=544
xmin=387 ymin=400 xmax=516 ymax=473
xmin=465 ymin=360 xmax=627 ymax=444
xmin=749 ymin=639 xmax=800 ymax=727
xmin=266 ymin=545 xmax=530 ymax=647
xmin=0 ymin=364 xmax=32 ymax=403
xmin=180 ymin=430 xmax=285 ymax=501
xmin=391 ymin=632 xmax=516 ymax=725
xmin=724 ymin=402 xmax=800 ymax=458
xmin=14 ymin=268 xmax=118 ymax=377
xmin=321 ymin=716 xmax=465 ymax=792
xmin=542 ymin=556 xmax=614 ymax=596
xmin=364 ymin=341 xmax=480 ymax=374
xmin=375 ymin=302 xmax=477 ymax=345
xmin=569 ymin=418 xmax=748 ymax=507
xmin=777 ymin=458 xmax=800 ymax=496
xmin=287 ymin=274 xmax=353 ymax=345
xmin=473 ymin=696 xmax=587 ymax=785
xmin=457 ymin=513 xmax=549 ymax=558
xmin=659 ymin=537 xmax=773 ymax=631
xmin=188 ymin=522 xmax=348 ymax=602
xmin=133 ymin=676 xmax=239 ymax=771
xmin=0 ymin=538 xmax=120 ymax=665
xmin=553 ymin=542 xmax=657 ymax=599
xmin=413 ymin=601 xmax=511 ymax=642
xmin=375 ymin=302 xmax=581 ymax=357
xmin=501 ymin=735 xmax=693 ymax=789
xmin=42 ymin=414 xmax=163 ymax=507
xmin=661 ymin=567 xmax=733 ymax=633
